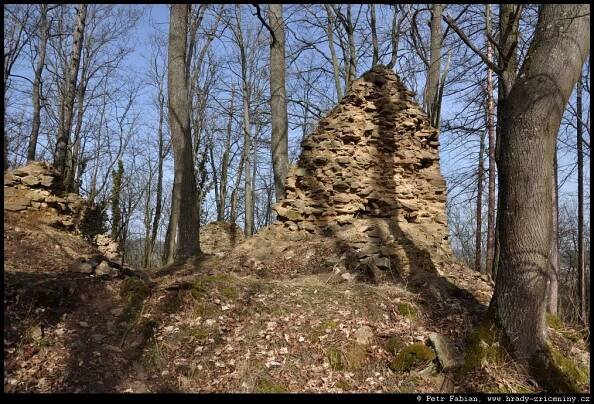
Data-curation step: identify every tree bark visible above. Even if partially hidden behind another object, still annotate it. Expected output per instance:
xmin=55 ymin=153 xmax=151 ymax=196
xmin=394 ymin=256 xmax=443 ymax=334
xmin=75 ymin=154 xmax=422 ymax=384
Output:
xmin=492 ymin=4 xmax=521 ymax=280
xmin=27 ymin=4 xmax=49 ymax=162
xmin=576 ymin=75 xmax=586 ymax=326
xmin=235 ymin=6 xmax=254 ymax=237
xmin=370 ymin=4 xmax=378 ymax=67
xmin=475 ymin=130 xmax=485 ymax=273
xmin=485 ymin=4 xmax=497 ymax=279
xmin=54 ymin=4 xmax=87 ymax=179
xmin=269 ymin=4 xmax=289 ymax=202
xmin=323 ymin=5 xmax=343 ymax=102
xmin=425 ymin=4 xmax=442 ymax=128
xmin=547 ymin=150 xmax=559 ymax=315
xmin=492 ymin=3 xmax=589 ymax=391
xmin=150 ymin=90 xmax=165 ymax=263
xmin=165 ymin=4 xmax=200 ymax=263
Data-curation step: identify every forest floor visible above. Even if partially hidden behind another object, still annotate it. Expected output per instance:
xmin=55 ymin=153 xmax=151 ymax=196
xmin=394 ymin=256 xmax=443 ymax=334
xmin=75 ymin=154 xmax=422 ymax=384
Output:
xmin=3 ymin=209 xmax=590 ymax=393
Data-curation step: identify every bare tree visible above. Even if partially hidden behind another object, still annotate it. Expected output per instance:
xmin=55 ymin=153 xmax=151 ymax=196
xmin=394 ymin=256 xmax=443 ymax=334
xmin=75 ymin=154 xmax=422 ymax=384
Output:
xmin=26 ymin=4 xmax=50 ymax=162
xmin=323 ymin=4 xmax=343 ymax=102
xmin=425 ymin=4 xmax=442 ymax=129
xmin=492 ymin=4 xmax=589 ymax=391
xmin=269 ymin=4 xmax=288 ymax=201
xmin=164 ymin=4 xmax=200 ymax=263
xmin=576 ymin=74 xmax=586 ymax=325
xmin=53 ymin=4 xmax=87 ymax=179
xmin=484 ymin=4 xmax=496 ymax=279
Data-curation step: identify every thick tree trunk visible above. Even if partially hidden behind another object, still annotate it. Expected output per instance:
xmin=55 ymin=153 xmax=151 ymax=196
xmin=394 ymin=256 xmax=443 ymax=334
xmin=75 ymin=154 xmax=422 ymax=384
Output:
xmin=323 ymin=5 xmax=343 ymax=102
xmin=475 ymin=131 xmax=485 ymax=273
xmin=27 ymin=4 xmax=49 ymax=162
xmin=576 ymin=75 xmax=586 ymax=325
xmin=492 ymin=4 xmax=521 ymax=280
xmin=166 ymin=4 xmax=200 ymax=263
xmin=492 ymin=3 xmax=589 ymax=391
xmin=269 ymin=4 xmax=289 ymax=202
xmin=54 ymin=4 xmax=87 ymax=179
xmin=485 ymin=4 xmax=497 ymax=279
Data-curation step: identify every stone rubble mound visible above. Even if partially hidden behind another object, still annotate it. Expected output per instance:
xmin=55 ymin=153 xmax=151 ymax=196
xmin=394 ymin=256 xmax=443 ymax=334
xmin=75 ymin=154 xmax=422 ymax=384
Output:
xmin=199 ymin=221 xmax=244 ymax=256
xmin=4 ymin=161 xmax=129 ymax=278
xmin=271 ymin=65 xmax=452 ymax=279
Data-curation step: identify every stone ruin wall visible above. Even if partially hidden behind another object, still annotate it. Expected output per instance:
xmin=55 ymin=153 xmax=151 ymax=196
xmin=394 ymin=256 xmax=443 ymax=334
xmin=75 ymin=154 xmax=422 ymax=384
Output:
xmin=4 ymin=161 xmax=126 ymax=276
xmin=200 ymin=221 xmax=244 ymax=256
xmin=272 ymin=65 xmax=451 ymax=277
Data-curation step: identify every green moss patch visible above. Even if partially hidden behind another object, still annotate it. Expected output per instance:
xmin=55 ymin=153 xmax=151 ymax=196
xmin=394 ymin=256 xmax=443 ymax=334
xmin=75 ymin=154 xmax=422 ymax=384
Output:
xmin=385 ymin=336 xmax=404 ymax=355
xmin=254 ymin=376 xmax=288 ymax=393
xmin=327 ymin=344 xmax=367 ymax=371
xmin=389 ymin=343 xmax=436 ymax=372
xmin=397 ymin=302 xmax=417 ymax=319
xmin=546 ymin=346 xmax=589 ymax=392
xmin=328 ymin=347 xmax=345 ymax=370
xmin=458 ymin=318 xmax=509 ymax=376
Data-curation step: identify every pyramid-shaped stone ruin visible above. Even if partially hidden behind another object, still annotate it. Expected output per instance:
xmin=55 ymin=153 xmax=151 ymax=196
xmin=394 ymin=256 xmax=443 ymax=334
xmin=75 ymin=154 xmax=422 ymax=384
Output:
xmin=272 ymin=65 xmax=451 ymax=276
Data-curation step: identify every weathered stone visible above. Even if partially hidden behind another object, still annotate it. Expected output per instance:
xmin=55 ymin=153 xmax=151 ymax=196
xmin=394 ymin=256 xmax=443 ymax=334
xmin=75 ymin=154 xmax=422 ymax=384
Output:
xmin=427 ymin=332 xmax=461 ymax=371
xmin=353 ymin=325 xmax=374 ymax=345
xmin=95 ymin=260 xmax=113 ymax=276
xmin=69 ymin=259 xmax=94 ymax=274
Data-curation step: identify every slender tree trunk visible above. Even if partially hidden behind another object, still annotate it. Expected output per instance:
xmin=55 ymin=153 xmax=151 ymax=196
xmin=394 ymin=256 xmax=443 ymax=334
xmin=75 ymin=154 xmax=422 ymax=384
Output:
xmin=216 ymin=86 xmax=234 ymax=221
xmin=485 ymin=3 xmax=497 ymax=279
xmin=54 ymin=4 xmax=87 ymax=179
xmin=475 ymin=130 xmax=485 ymax=273
xmin=64 ymin=78 xmax=87 ymax=193
xmin=269 ymin=4 xmax=288 ymax=202
xmin=386 ymin=6 xmax=402 ymax=70
xmin=235 ymin=7 xmax=254 ymax=237
xmin=27 ymin=4 xmax=49 ymax=162
xmin=165 ymin=4 xmax=200 ymax=263
xmin=370 ymin=4 xmax=378 ymax=67
xmin=492 ymin=4 xmax=589 ymax=391
xmin=142 ymin=168 xmax=153 ymax=268
xmin=547 ymin=151 xmax=559 ymax=315
xmin=345 ymin=5 xmax=356 ymax=90
xmin=576 ymin=75 xmax=586 ymax=326
xmin=230 ymin=152 xmax=245 ymax=232
xmin=425 ymin=4 xmax=442 ymax=128
xmin=150 ymin=91 xmax=165 ymax=262
xmin=324 ymin=5 xmax=343 ymax=102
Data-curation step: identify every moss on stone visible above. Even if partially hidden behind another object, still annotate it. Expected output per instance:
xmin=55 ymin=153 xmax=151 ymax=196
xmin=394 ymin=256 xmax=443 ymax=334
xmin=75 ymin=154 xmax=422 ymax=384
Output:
xmin=327 ymin=344 xmax=368 ymax=371
xmin=389 ymin=343 xmax=436 ymax=372
xmin=254 ymin=376 xmax=288 ymax=393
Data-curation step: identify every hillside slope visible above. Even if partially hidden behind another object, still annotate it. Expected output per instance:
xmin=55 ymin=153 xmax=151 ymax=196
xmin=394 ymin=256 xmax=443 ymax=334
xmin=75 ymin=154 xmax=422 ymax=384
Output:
xmin=4 ymin=191 xmax=589 ymax=392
